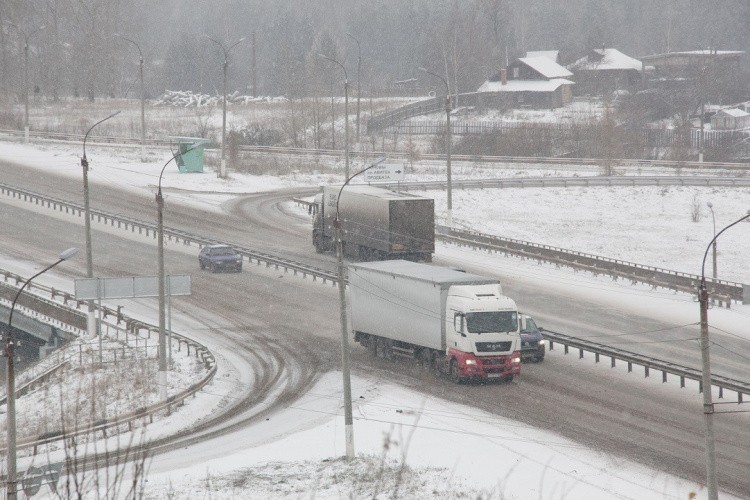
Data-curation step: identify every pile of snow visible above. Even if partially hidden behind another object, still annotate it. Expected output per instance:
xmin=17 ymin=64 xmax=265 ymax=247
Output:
xmin=154 ymin=90 xmax=288 ymax=107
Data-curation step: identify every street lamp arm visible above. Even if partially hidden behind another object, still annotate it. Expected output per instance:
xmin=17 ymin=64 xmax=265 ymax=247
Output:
xmin=419 ymin=66 xmax=448 ymax=93
xmin=335 ymin=157 xmax=386 ymax=218
xmin=7 ymin=247 xmax=79 ymax=328
xmin=701 ymin=211 xmax=750 ymax=281
xmin=319 ymin=53 xmax=348 ymax=82
xmin=158 ymin=148 xmax=192 ymax=196
xmin=114 ymin=34 xmax=143 ymax=61
xmin=82 ymin=110 xmax=121 ymax=161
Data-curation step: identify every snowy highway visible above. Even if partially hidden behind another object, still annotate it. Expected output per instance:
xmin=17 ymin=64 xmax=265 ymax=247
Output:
xmin=1 ymin=142 xmax=749 ymax=497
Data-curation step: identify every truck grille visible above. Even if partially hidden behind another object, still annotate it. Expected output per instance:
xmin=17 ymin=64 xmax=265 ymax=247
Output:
xmin=476 ymin=341 xmax=512 ymax=353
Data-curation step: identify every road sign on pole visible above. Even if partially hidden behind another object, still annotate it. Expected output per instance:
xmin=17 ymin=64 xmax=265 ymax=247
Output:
xmin=74 ymin=275 xmax=191 ymax=300
xmin=363 ymin=163 xmax=405 ymax=183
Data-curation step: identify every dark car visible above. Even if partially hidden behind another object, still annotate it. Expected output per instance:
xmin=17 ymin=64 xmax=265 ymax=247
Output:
xmin=198 ymin=245 xmax=243 ymax=273
xmin=519 ymin=314 xmax=545 ymax=362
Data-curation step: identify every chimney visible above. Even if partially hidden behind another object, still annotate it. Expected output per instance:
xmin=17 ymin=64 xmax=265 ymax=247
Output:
xmin=500 ymin=68 xmax=507 ymax=85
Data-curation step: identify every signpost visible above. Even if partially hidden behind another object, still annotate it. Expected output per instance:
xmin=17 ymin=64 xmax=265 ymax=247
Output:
xmin=362 ymin=162 xmax=405 ymax=183
xmin=74 ymin=275 xmax=191 ymax=365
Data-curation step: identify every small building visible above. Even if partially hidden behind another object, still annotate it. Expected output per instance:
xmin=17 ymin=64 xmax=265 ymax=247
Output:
xmin=711 ymin=108 xmax=750 ymax=130
xmin=640 ymin=49 xmax=745 ymax=101
xmin=478 ymin=56 xmax=574 ymax=109
xmin=567 ymin=48 xmax=643 ymax=96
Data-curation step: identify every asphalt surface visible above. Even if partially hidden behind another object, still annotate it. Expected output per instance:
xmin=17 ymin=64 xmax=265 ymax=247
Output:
xmin=1 ymin=156 xmax=749 ymax=497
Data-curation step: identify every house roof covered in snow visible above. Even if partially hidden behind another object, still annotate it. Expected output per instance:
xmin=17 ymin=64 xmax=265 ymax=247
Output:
xmin=715 ymin=108 xmax=750 ymax=118
xmin=525 ymin=50 xmax=559 ymax=62
xmin=518 ymin=57 xmax=573 ymax=79
xmin=478 ymin=78 xmax=574 ymax=93
xmin=568 ymin=48 xmax=643 ymax=72
xmin=641 ymin=50 xmax=745 ymax=61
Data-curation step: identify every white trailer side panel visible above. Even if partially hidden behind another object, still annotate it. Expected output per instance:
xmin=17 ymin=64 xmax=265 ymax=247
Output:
xmin=348 ymin=264 xmax=446 ymax=350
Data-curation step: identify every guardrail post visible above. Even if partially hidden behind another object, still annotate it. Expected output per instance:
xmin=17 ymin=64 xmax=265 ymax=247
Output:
xmin=644 ymin=366 xmax=649 ymax=378
xmin=662 ymin=371 xmax=667 ymax=383
xmin=681 ymin=376 xmax=685 ymax=388
xmin=610 ymin=357 xmax=616 ymax=368
xmin=578 ymin=348 xmax=584 ymax=359
xmin=594 ymin=353 xmax=600 ymax=363
xmin=627 ymin=361 xmax=632 ymax=373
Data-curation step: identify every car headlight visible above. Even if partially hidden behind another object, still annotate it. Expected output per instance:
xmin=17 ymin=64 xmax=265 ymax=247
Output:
xmin=538 ymin=340 xmax=545 ymax=346
xmin=512 ymin=357 xmax=521 ymax=364
xmin=465 ymin=359 xmax=477 ymax=365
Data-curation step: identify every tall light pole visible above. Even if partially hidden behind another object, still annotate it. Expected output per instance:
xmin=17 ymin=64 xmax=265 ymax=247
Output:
xmin=115 ymin=34 xmax=146 ymax=162
xmin=4 ymin=247 xmax=79 ymax=500
xmin=419 ymin=67 xmax=453 ymax=226
xmin=203 ymin=35 xmax=246 ymax=179
xmin=5 ymin=22 xmax=45 ymax=141
xmin=155 ymin=149 xmax=189 ymax=400
xmin=319 ymin=53 xmax=350 ymax=180
xmin=334 ymin=156 xmax=386 ymax=460
xmin=706 ymin=202 xmax=717 ymax=279
xmin=346 ymin=33 xmax=362 ymax=144
xmin=81 ymin=111 xmax=121 ymax=337
xmin=698 ymin=209 xmax=750 ymax=500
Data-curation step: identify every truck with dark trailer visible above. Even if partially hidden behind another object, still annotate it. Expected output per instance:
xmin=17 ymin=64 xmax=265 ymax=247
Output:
xmin=311 ymin=185 xmax=434 ymax=262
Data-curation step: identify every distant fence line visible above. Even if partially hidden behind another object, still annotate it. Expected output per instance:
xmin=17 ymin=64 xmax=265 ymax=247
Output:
xmin=379 ymin=119 xmax=750 ymax=148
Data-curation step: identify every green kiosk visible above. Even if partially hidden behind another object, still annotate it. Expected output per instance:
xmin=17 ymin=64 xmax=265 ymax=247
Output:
xmin=171 ymin=136 xmax=209 ymax=173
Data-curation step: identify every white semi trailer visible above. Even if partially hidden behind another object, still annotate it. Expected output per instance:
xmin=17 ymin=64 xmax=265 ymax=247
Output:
xmin=348 ymin=260 xmax=522 ymax=383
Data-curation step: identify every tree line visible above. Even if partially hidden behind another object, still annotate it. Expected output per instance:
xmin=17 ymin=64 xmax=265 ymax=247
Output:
xmin=1 ymin=0 xmax=749 ymax=103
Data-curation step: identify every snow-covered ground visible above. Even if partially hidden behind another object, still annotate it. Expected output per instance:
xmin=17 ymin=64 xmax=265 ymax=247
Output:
xmin=1 ymin=138 xmax=748 ymax=499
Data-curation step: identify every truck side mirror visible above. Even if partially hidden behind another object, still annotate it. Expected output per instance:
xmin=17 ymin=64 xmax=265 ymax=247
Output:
xmin=453 ymin=313 xmax=466 ymax=337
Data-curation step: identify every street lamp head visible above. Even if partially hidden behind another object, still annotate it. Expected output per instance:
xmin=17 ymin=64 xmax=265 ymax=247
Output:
xmin=706 ymin=201 xmax=712 ymax=208
xmin=59 ymin=247 xmax=79 ymax=261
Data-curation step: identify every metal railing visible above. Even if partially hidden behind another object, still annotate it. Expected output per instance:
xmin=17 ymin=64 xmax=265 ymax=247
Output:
xmin=543 ymin=329 xmax=749 ymax=403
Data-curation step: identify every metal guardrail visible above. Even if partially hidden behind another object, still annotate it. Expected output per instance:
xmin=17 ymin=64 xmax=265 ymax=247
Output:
xmin=3 ymin=128 xmax=749 ymax=171
xmin=290 ymin=196 xmax=745 ymax=304
xmin=437 ymin=225 xmax=745 ymax=305
xmin=543 ymin=329 xmax=749 ymax=403
xmin=375 ymin=175 xmax=750 ymax=191
xmin=235 ymin=145 xmax=750 ymax=170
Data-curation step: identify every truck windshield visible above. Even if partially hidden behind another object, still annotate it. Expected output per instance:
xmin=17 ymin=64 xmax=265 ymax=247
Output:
xmin=465 ymin=311 xmax=518 ymax=334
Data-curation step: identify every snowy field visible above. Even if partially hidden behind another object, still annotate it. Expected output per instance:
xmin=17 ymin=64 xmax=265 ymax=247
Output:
xmin=1 ymin=138 xmax=749 ymax=499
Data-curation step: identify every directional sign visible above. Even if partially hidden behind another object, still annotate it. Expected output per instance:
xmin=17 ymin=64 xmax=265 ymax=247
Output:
xmin=363 ymin=163 xmax=405 ymax=183
xmin=74 ymin=275 xmax=192 ymax=300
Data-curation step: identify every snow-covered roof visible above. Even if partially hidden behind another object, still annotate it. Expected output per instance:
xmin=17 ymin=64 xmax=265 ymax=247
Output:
xmin=715 ymin=108 xmax=750 ymax=118
xmin=568 ymin=48 xmax=642 ymax=72
xmin=641 ymin=50 xmax=745 ymax=61
xmin=526 ymin=50 xmax=559 ymax=62
xmin=518 ymin=57 xmax=573 ymax=79
xmin=477 ymin=78 xmax=574 ymax=93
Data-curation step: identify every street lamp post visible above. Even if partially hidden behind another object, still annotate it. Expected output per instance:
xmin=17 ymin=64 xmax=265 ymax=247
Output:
xmin=706 ymin=202 xmax=717 ymax=279
xmin=81 ymin=111 xmax=121 ymax=337
xmin=204 ymin=36 xmax=246 ymax=179
xmin=698 ymin=209 xmax=750 ymax=500
xmin=346 ymin=33 xmax=362 ymax=144
xmin=419 ymin=67 xmax=453 ymax=226
xmin=333 ymin=156 xmax=386 ymax=460
xmin=115 ymin=35 xmax=146 ymax=162
xmin=4 ymin=247 xmax=79 ymax=500
xmin=155 ymin=150 xmax=188 ymax=400
xmin=5 ymin=23 xmax=45 ymax=142
xmin=319 ymin=53 xmax=350 ymax=180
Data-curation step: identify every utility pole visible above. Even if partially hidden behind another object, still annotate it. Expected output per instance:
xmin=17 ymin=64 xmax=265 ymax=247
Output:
xmin=698 ymin=209 xmax=750 ymax=500
xmin=203 ymin=35 xmax=246 ymax=178
xmin=115 ymin=35 xmax=146 ymax=162
xmin=346 ymin=32 xmax=362 ymax=143
xmin=419 ymin=67 xmax=453 ymax=226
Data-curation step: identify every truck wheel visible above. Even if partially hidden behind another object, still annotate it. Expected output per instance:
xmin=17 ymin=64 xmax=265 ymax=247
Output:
xmin=375 ymin=337 xmax=387 ymax=359
xmin=419 ymin=349 xmax=433 ymax=371
xmin=504 ymin=375 xmax=514 ymax=383
xmin=450 ymin=360 xmax=463 ymax=384
xmin=368 ymin=336 xmax=378 ymax=357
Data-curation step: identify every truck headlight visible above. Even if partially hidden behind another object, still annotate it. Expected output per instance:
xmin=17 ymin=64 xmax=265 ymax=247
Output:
xmin=465 ymin=359 xmax=477 ymax=365
xmin=512 ymin=357 xmax=521 ymax=364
